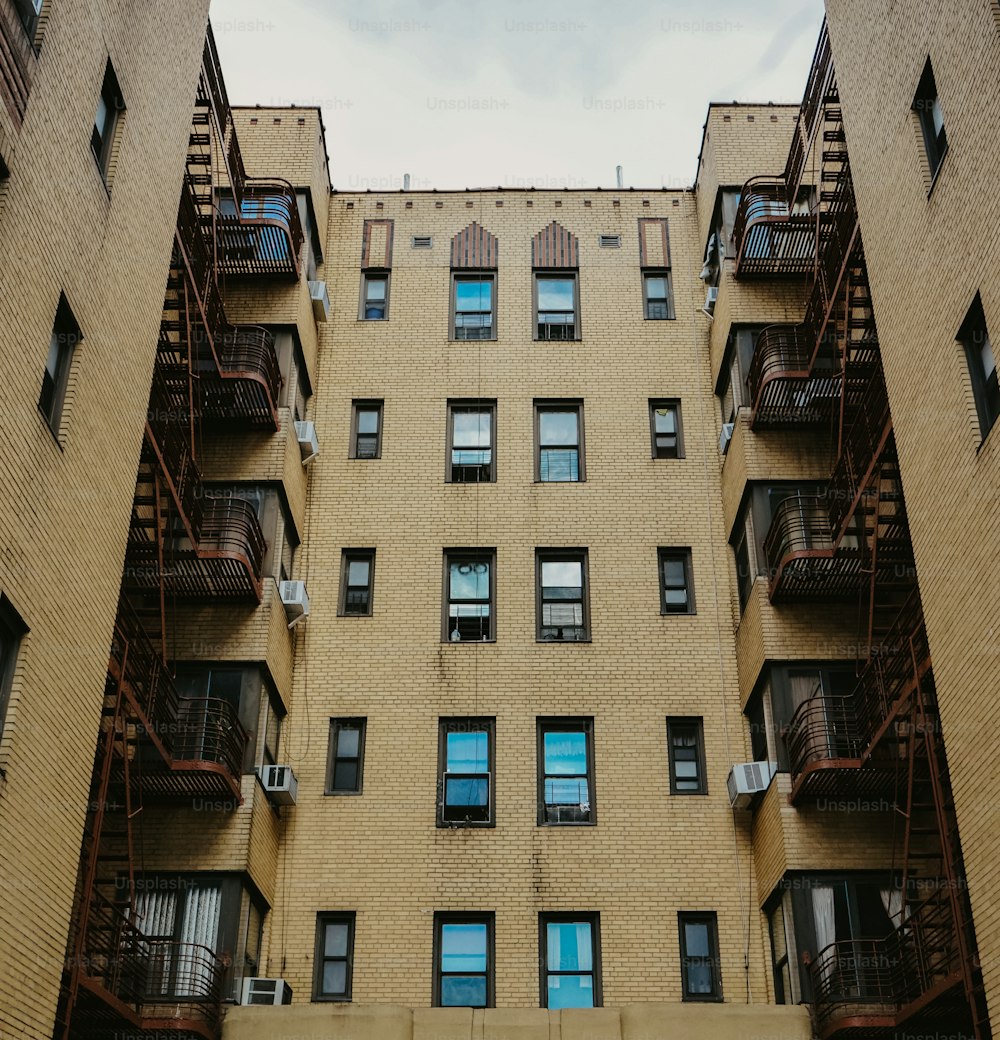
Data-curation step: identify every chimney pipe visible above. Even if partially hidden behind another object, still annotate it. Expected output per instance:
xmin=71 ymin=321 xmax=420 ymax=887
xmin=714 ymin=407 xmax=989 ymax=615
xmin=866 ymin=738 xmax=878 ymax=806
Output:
xmin=615 ymin=165 xmax=623 ymax=189
xmin=403 ymin=173 xmax=411 ymax=191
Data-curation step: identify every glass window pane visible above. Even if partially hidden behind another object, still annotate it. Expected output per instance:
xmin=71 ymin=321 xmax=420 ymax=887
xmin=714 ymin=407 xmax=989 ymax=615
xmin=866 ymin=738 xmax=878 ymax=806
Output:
xmin=347 ymin=560 xmax=370 ymax=586
xmin=455 ymin=280 xmax=492 ymax=312
xmin=646 ymin=276 xmax=668 ymax=298
xmin=685 ymin=921 xmax=710 ymax=958
xmin=324 ymin=923 xmax=349 ymax=958
xmin=366 ymin=278 xmax=386 ymax=302
xmin=333 ymin=761 xmax=358 ymax=790
xmin=685 ymin=962 xmax=714 ymax=994
xmin=446 ymin=731 xmax=489 ymax=771
xmin=543 ymin=731 xmax=587 ymax=775
xmin=546 ymin=922 xmax=593 ymax=971
xmin=453 ymin=411 xmax=491 ymax=448
xmin=337 ymin=727 xmax=360 ymax=757
xmin=441 ymin=975 xmax=487 ymax=1007
xmin=323 ymin=960 xmax=347 ymax=995
xmin=539 ymin=411 xmax=578 ymax=445
xmin=544 ymin=777 xmax=589 ymax=805
xmin=441 ymin=923 xmax=488 ymax=972
xmin=357 ymin=410 xmax=379 ymax=435
xmin=540 ymin=449 xmax=579 ymax=482
xmin=541 ymin=560 xmax=582 ymax=592
xmin=663 ymin=559 xmax=686 ymax=586
xmin=537 ymin=278 xmax=575 ymax=311
xmin=654 ymin=408 xmax=676 ymax=433
xmin=450 ymin=562 xmax=490 ymax=600
xmin=445 ymin=775 xmax=489 ymax=807
xmin=664 ymin=589 xmax=688 ymax=608
xmin=547 ymin=974 xmax=594 ymax=1009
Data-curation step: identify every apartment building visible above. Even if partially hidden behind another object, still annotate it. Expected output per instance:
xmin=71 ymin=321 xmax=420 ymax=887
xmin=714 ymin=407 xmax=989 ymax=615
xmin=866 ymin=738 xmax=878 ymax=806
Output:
xmin=0 ymin=2 xmax=997 ymax=1040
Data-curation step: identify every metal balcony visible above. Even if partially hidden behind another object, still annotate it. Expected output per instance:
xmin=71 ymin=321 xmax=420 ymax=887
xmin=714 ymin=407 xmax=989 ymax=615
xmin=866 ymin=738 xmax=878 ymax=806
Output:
xmin=217 ymin=180 xmax=304 ymax=280
xmin=196 ymin=324 xmax=281 ymax=427
xmin=732 ymin=177 xmax=817 ymax=279
xmin=748 ymin=322 xmax=841 ymax=426
xmin=0 ymin=0 xmax=36 ymax=127
xmin=763 ymin=494 xmax=864 ymax=601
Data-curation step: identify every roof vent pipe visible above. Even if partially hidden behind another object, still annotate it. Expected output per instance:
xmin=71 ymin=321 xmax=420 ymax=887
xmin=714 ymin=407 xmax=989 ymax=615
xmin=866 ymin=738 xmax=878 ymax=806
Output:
xmin=403 ymin=173 xmax=411 ymax=190
xmin=616 ymin=165 xmax=623 ymax=189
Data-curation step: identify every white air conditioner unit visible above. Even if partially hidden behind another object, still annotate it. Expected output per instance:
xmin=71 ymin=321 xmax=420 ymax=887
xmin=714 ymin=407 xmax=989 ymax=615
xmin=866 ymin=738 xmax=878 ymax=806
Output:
xmin=703 ymin=286 xmax=719 ymax=317
xmin=719 ymin=422 xmax=735 ymax=455
xmin=260 ymin=764 xmax=298 ymax=806
xmin=241 ymin=976 xmax=293 ymax=1005
xmin=279 ymin=580 xmax=310 ymax=628
xmin=308 ymin=279 xmax=330 ymax=322
xmin=294 ymin=420 xmax=320 ymax=464
xmin=727 ymin=760 xmax=776 ymax=810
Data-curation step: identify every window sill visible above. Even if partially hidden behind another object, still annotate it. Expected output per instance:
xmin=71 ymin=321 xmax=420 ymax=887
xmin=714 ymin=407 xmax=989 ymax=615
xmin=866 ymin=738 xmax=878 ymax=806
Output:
xmin=535 ymin=638 xmax=592 ymax=645
xmin=37 ymin=407 xmax=64 ymax=450
xmin=682 ymin=995 xmax=724 ymax=1003
xmin=337 ymin=612 xmax=374 ymax=618
xmin=927 ymin=145 xmax=949 ymax=198
xmin=357 ymin=317 xmax=388 ymax=323
xmin=537 ymin=820 xmax=597 ymax=828
xmin=670 ymin=790 xmax=709 ymax=797
xmin=312 ymin=995 xmax=353 ymax=1003
xmin=660 ymin=611 xmax=697 ymax=617
xmin=441 ymin=639 xmax=497 ymax=646
xmin=324 ymin=789 xmax=364 ymax=797
xmin=533 ymin=480 xmax=587 ymax=486
xmin=437 ymin=820 xmax=496 ymax=829
xmin=975 ymin=416 xmax=999 ymax=455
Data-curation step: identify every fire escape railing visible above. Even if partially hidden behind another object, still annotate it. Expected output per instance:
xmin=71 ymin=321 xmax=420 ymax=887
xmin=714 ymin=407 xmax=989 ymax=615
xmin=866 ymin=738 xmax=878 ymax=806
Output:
xmin=732 ymin=177 xmax=817 ymax=279
xmin=0 ymin=0 xmax=35 ymax=127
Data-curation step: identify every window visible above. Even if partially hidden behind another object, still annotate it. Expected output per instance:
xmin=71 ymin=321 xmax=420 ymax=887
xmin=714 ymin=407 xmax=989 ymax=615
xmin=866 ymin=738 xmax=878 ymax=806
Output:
xmin=0 ymin=596 xmax=27 ymax=744
xmin=717 ymin=326 xmax=764 ymax=423
xmin=667 ymin=718 xmax=706 ymax=794
xmin=258 ymin=695 xmax=282 ymax=770
xmin=360 ymin=270 xmax=389 ymax=320
xmin=350 ymin=400 xmax=383 ymax=459
xmin=438 ymin=717 xmax=494 ymax=826
xmin=539 ymin=914 xmax=601 ymax=1008
xmin=434 ymin=913 xmax=494 ymax=1007
xmin=339 ymin=550 xmax=375 ymax=616
xmin=91 ymin=61 xmax=124 ymax=180
xmin=959 ymin=294 xmax=999 ymax=440
xmin=537 ymin=718 xmax=594 ymax=825
xmin=658 ymin=548 xmax=695 ymax=614
xmin=535 ymin=402 xmax=584 ymax=482
xmin=643 ymin=270 xmax=675 ymax=320
xmin=13 ymin=0 xmax=42 ymax=39
xmin=768 ymin=892 xmax=794 ymax=1004
xmin=767 ymin=664 xmax=857 ymax=772
xmin=452 ymin=274 xmax=495 ymax=341
xmin=913 ymin=58 xmax=947 ymax=180
xmin=447 ymin=401 xmax=495 ymax=482
xmin=38 ymin=294 xmax=81 ymax=436
xmin=534 ymin=273 xmax=579 ymax=340
xmin=536 ymin=550 xmax=589 ymax=642
xmin=314 ymin=913 xmax=355 ymax=1001
xmin=326 ymin=718 xmax=366 ymax=794
xmin=733 ymin=517 xmax=755 ymax=611
xmin=678 ymin=912 xmax=722 ymax=1001
xmin=444 ymin=550 xmax=495 ymax=642
xmin=649 ymin=400 xmax=684 ymax=459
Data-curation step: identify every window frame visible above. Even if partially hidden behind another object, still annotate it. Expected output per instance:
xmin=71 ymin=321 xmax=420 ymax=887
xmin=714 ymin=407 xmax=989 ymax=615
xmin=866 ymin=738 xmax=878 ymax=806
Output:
xmin=433 ymin=912 xmax=495 ymax=1008
xmin=533 ymin=271 xmax=580 ymax=342
xmin=658 ymin=547 xmax=696 ymax=615
xmin=959 ymin=294 xmax=999 ymax=442
xmin=313 ymin=912 xmax=356 ymax=1002
xmin=0 ymin=595 xmax=27 ymax=746
xmin=442 ymin=549 xmax=496 ymax=644
xmin=538 ymin=912 xmax=602 ymax=1009
xmin=446 ymin=400 xmax=497 ymax=483
xmin=450 ymin=272 xmax=497 ymax=342
xmin=678 ymin=911 xmax=723 ymax=1002
xmin=437 ymin=716 xmax=496 ymax=828
xmin=913 ymin=58 xmax=948 ymax=182
xmin=536 ymin=717 xmax=596 ymax=826
xmin=642 ymin=268 xmax=676 ymax=321
xmin=325 ymin=718 xmax=367 ymax=795
xmin=350 ymin=399 xmax=383 ymax=460
xmin=534 ymin=401 xmax=585 ymax=483
xmin=359 ymin=269 xmax=390 ymax=320
xmin=648 ymin=399 xmax=685 ymax=459
xmin=91 ymin=60 xmax=125 ymax=181
xmin=535 ymin=549 xmax=590 ymax=643
xmin=338 ymin=549 xmax=376 ymax=617
xmin=38 ymin=294 xmax=81 ymax=438
xmin=667 ymin=717 xmax=707 ymax=795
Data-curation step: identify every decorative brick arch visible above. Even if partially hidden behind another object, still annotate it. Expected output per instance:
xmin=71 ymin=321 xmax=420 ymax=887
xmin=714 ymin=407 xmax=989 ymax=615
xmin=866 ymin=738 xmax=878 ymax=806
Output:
xmin=451 ymin=222 xmax=498 ymax=268
xmin=531 ymin=221 xmax=579 ymax=268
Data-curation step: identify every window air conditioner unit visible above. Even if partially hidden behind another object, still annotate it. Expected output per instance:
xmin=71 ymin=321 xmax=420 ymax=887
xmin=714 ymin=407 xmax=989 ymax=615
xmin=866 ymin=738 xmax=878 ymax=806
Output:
xmin=294 ymin=420 xmax=320 ymax=465
xmin=727 ymin=761 xmax=776 ymax=810
xmin=719 ymin=422 xmax=735 ymax=455
xmin=308 ymin=279 xmax=330 ymax=322
xmin=703 ymin=286 xmax=719 ymax=317
xmin=241 ymin=976 xmax=293 ymax=1005
xmin=279 ymin=580 xmax=310 ymax=628
xmin=260 ymin=764 xmax=298 ymax=806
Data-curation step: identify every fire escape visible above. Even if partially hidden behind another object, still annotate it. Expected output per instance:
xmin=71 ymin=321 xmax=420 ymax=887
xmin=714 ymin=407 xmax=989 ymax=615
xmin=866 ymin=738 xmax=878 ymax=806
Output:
xmin=733 ymin=22 xmax=990 ymax=1040
xmin=56 ymin=25 xmax=302 ymax=1040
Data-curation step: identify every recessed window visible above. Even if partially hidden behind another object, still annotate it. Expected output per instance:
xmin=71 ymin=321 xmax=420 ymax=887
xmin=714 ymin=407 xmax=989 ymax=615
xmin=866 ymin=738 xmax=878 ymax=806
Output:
xmin=434 ymin=913 xmax=494 ymax=1008
xmin=959 ymin=294 xmax=999 ymax=440
xmin=913 ymin=58 xmax=947 ymax=180
xmin=313 ymin=913 xmax=355 ymax=1001
xmin=539 ymin=913 xmax=601 ymax=1008
xmin=360 ymin=270 xmax=389 ymax=320
xmin=339 ymin=550 xmax=375 ymax=616
xmin=534 ymin=273 xmax=579 ymax=340
xmin=13 ymin=0 xmax=42 ymax=39
xmin=444 ymin=550 xmax=495 ymax=643
xmin=537 ymin=718 xmax=595 ymax=825
xmin=535 ymin=402 xmax=584 ymax=482
xmin=452 ymin=274 xmax=495 ymax=341
xmin=667 ymin=718 xmax=707 ymax=795
xmin=649 ymin=400 xmax=684 ymax=459
xmin=643 ymin=269 xmax=675 ymax=320
xmin=326 ymin=718 xmax=366 ymax=794
xmin=38 ymin=294 xmax=81 ymax=437
xmin=350 ymin=400 xmax=383 ymax=459
xmin=0 ymin=596 xmax=27 ymax=742
xmin=658 ymin=548 xmax=695 ymax=614
xmin=447 ymin=401 xmax=495 ymax=482
xmin=438 ymin=717 xmax=495 ymax=826
xmin=91 ymin=60 xmax=125 ymax=181
xmin=678 ymin=912 xmax=722 ymax=1001
xmin=536 ymin=550 xmax=589 ymax=643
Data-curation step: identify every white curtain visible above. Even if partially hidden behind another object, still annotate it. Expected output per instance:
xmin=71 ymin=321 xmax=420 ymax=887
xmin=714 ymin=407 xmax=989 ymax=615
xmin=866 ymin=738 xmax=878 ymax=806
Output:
xmin=135 ymin=889 xmax=178 ymax=996
xmin=881 ymin=887 xmax=905 ymax=927
xmin=177 ymin=883 xmax=222 ymax=995
xmin=811 ymin=884 xmax=837 ymax=985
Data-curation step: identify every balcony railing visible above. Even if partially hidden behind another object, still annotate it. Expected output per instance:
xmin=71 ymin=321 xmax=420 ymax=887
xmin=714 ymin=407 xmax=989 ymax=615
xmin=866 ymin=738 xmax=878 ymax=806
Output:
xmin=0 ymin=0 xmax=36 ymax=127
xmin=763 ymin=494 xmax=863 ymax=601
xmin=732 ymin=177 xmax=817 ymax=279
xmin=146 ymin=364 xmax=201 ymax=527
xmin=748 ymin=322 xmax=842 ymax=426
xmin=196 ymin=324 xmax=281 ymax=426
xmin=217 ymin=180 xmax=303 ymax=280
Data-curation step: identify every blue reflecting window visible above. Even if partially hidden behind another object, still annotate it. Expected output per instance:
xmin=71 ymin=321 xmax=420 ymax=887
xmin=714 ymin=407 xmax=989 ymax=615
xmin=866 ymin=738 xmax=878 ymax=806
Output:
xmin=436 ymin=916 xmax=492 ymax=1007
xmin=679 ymin=912 xmax=721 ymax=1000
xmin=449 ymin=403 xmax=495 ymax=482
xmin=542 ymin=917 xmax=598 ymax=1008
xmin=440 ymin=720 xmax=493 ymax=825
xmin=454 ymin=276 xmax=495 ymax=340
xmin=539 ymin=720 xmax=593 ymax=824
xmin=536 ymin=275 xmax=578 ymax=340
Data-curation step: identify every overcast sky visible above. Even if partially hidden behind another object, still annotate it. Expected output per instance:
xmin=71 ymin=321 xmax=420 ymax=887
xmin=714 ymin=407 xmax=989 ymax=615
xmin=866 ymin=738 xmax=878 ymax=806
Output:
xmin=209 ymin=0 xmax=824 ymax=191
